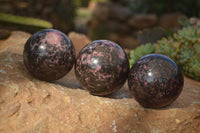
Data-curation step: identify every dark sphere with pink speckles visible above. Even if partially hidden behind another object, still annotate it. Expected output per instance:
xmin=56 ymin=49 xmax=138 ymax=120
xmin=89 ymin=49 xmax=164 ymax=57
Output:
xmin=23 ymin=29 xmax=75 ymax=81
xmin=128 ymin=54 xmax=184 ymax=108
xmin=75 ymin=40 xmax=129 ymax=96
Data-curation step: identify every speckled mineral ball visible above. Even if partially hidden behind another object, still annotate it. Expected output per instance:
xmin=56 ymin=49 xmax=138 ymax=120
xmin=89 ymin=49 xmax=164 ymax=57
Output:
xmin=23 ymin=29 xmax=75 ymax=81
xmin=75 ymin=40 xmax=129 ymax=96
xmin=128 ymin=54 xmax=184 ymax=108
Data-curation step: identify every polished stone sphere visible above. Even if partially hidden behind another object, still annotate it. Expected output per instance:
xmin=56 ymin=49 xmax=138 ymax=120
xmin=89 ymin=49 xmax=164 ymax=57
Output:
xmin=128 ymin=54 xmax=184 ymax=108
xmin=75 ymin=40 xmax=129 ymax=96
xmin=23 ymin=29 xmax=75 ymax=81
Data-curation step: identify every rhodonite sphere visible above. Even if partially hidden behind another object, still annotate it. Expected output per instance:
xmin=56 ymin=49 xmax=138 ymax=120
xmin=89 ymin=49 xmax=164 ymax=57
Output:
xmin=75 ymin=40 xmax=129 ymax=96
xmin=23 ymin=29 xmax=75 ymax=81
xmin=128 ymin=54 xmax=184 ymax=108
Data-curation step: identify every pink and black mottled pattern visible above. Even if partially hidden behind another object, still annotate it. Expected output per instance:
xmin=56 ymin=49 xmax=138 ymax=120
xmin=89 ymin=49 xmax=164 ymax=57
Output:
xmin=75 ymin=40 xmax=129 ymax=96
xmin=128 ymin=54 xmax=184 ymax=108
xmin=23 ymin=29 xmax=75 ymax=81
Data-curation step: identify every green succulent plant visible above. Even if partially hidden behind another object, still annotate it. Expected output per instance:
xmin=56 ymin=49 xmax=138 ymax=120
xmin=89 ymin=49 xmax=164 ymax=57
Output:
xmin=129 ymin=43 xmax=154 ymax=66
xmin=154 ymin=37 xmax=179 ymax=62
xmin=129 ymin=18 xmax=200 ymax=81
xmin=173 ymin=26 xmax=200 ymax=80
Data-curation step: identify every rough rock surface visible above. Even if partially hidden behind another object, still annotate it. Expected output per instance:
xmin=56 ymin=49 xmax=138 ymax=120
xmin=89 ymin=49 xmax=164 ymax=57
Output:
xmin=0 ymin=31 xmax=200 ymax=133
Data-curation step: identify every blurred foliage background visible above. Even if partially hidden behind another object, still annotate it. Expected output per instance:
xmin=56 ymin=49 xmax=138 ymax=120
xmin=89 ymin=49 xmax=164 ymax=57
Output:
xmin=0 ymin=0 xmax=76 ymax=33
xmin=0 ymin=0 xmax=199 ymax=34
xmin=112 ymin=0 xmax=199 ymax=17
